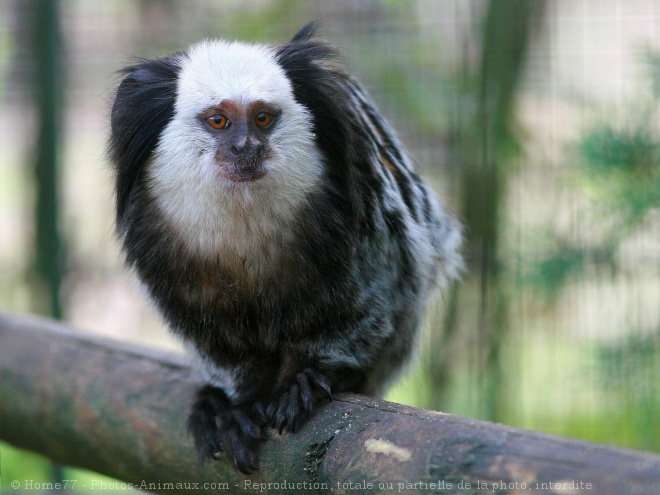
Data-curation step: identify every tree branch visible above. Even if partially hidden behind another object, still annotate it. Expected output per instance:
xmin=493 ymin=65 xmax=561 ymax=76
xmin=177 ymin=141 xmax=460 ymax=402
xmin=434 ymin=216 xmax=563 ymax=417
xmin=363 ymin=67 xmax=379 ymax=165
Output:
xmin=1 ymin=312 xmax=658 ymax=494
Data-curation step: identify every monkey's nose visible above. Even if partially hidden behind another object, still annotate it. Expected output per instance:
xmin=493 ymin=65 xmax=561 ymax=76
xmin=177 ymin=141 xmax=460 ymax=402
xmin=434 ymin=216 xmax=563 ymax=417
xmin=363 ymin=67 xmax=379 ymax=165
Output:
xmin=230 ymin=138 xmax=248 ymax=156
xmin=230 ymin=137 xmax=263 ymax=156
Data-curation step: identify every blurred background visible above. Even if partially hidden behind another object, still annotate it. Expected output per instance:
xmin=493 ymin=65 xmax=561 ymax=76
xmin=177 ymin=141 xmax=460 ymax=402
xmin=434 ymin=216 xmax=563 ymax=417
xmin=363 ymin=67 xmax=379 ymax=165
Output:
xmin=1 ymin=0 xmax=659 ymax=491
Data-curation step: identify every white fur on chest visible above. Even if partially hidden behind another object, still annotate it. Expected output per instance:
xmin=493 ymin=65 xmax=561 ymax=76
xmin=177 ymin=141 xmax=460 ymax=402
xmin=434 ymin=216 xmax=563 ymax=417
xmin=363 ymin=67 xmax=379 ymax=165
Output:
xmin=146 ymin=40 xmax=323 ymax=279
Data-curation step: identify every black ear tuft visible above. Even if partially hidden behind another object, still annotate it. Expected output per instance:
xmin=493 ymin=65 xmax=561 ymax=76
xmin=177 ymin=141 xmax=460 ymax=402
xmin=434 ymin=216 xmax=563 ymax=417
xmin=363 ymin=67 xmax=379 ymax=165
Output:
xmin=275 ymin=24 xmax=354 ymax=175
xmin=290 ymin=21 xmax=319 ymax=43
xmin=109 ymin=55 xmax=181 ymax=227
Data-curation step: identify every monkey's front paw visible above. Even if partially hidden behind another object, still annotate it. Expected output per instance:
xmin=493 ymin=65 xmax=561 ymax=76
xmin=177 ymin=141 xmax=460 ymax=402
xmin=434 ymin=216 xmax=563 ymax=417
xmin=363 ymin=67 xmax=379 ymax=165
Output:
xmin=187 ymin=385 xmax=263 ymax=474
xmin=266 ymin=368 xmax=332 ymax=434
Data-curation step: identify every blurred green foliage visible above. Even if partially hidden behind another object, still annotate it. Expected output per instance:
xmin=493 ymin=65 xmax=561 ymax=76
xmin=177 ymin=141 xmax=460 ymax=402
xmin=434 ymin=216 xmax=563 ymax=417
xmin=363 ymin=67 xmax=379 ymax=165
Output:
xmin=580 ymin=124 xmax=659 ymax=219
xmin=527 ymin=52 xmax=660 ymax=297
xmin=0 ymin=443 xmax=53 ymax=490
xmin=519 ymin=53 xmax=660 ymax=453
xmin=595 ymin=333 xmax=660 ymax=451
xmin=0 ymin=442 xmax=138 ymax=494
xmin=527 ymin=244 xmax=587 ymax=298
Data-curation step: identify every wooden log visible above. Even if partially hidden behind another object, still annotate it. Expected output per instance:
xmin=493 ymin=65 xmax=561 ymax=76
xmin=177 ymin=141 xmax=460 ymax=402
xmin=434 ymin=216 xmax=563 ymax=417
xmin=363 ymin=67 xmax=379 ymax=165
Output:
xmin=0 ymin=312 xmax=658 ymax=494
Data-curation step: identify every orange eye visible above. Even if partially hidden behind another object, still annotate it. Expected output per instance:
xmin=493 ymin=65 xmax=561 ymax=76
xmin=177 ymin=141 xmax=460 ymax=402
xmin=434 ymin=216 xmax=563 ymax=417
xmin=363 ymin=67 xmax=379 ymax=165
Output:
xmin=255 ymin=112 xmax=273 ymax=128
xmin=207 ymin=114 xmax=228 ymax=129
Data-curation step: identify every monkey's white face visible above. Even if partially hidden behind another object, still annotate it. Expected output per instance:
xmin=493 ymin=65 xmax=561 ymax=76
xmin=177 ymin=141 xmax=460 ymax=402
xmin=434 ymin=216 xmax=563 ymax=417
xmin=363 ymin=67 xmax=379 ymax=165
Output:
xmin=148 ymin=40 xmax=323 ymax=265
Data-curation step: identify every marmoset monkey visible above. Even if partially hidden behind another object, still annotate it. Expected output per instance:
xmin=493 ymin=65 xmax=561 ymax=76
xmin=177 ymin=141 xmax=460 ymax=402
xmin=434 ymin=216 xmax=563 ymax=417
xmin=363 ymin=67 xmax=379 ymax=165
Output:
xmin=109 ymin=23 xmax=462 ymax=473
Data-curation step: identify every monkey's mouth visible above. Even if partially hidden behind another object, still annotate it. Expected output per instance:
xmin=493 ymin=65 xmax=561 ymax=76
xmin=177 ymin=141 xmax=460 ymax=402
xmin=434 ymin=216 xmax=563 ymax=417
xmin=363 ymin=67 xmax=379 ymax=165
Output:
xmin=219 ymin=161 xmax=267 ymax=183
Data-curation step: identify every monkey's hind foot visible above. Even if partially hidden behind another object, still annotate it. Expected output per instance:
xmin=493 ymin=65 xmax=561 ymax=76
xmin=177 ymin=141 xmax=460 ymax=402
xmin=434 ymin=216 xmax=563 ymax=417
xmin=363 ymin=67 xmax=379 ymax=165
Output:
xmin=266 ymin=368 xmax=332 ymax=434
xmin=187 ymin=385 xmax=263 ymax=474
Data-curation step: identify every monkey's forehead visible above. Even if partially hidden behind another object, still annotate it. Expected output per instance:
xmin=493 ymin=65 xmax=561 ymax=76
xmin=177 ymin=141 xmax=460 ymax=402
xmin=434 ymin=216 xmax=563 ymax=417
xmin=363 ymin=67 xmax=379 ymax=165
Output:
xmin=175 ymin=40 xmax=295 ymax=114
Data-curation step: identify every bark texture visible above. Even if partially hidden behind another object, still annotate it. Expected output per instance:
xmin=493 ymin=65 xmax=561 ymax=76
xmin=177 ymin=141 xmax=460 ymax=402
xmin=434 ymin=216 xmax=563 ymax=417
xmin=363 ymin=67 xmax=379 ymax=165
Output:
xmin=1 ymin=312 xmax=658 ymax=494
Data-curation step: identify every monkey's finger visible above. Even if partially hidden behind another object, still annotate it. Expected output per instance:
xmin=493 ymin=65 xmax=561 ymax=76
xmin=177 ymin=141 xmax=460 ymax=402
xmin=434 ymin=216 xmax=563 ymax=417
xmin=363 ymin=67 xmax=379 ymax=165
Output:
xmin=251 ymin=401 xmax=268 ymax=426
xmin=231 ymin=408 xmax=263 ymax=441
xmin=265 ymin=399 xmax=278 ymax=423
xmin=304 ymin=368 xmax=332 ymax=400
xmin=285 ymin=383 xmax=301 ymax=433
xmin=222 ymin=426 xmax=257 ymax=475
xmin=187 ymin=394 xmax=226 ymax=462
xmin=297 ymin=372 xmax=314 ymax=413
xmin=273 ymin=391 xmax=290 ymax=434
